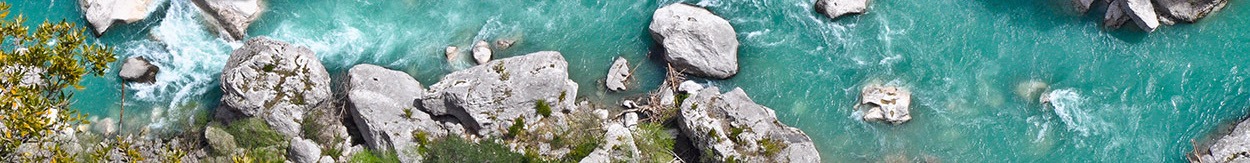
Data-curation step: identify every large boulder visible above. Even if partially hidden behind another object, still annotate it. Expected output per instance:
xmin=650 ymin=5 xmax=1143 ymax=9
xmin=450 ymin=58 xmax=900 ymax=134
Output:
xmin=345 ymin=64 xmax=453 ymax=162
xmin=288 ymin=138 xmax=322 ymax=163
xmin=858 ymin=84 xmax=912 ymax=124
xmin=78 ymin=0 xmax=157 ymax=36
xmin=605 ymin=57 xmax=630 ymax=92
xmin=649 ymin=3 xmax=739 ymax=79
xmin=1195 ymin=119 xmax=1250 ymax=162
xmin=1104 ymin=0 xmax=1131 ymax=29
xmin=678 ymin=87 xmax=821 ymax=162
xmin=1122 ymin=0 xmax=1160 ymax=32
xmin=418 ymin=51 xmax=579 ymax=138
xmin=1074 ymin=0 xmax=1097 ymax=13
xmin=119 ymin=56 xmax=159 ymax=83
xmin=1153 ymin=0 xmax=1228 ymax=23
xmin=220 ymin=37 xmax=331 ymax=137
xmin=814 ymin=0 xmax=870 ymax=20
xmin=192 ymin=0 xmax=264 ymax=40
xmin=473 ymin=41 xmax=493 ymax=65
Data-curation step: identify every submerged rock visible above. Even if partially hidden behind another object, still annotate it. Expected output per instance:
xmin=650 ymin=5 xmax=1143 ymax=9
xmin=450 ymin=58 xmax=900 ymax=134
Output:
xmin=814 ymin=0 xmax=869 ymax=20
xmin=345 ymin=64 xmax=452 ymax=162
xmin=649 ymin=3 xmax=739 ymax=79
xmin=1123 ymin=0 xmax=1160 ymax=32
xmin=1014 ymin=80 xmax=1049 ymax=103
xmin=606 ymin=57 xmax=630 ymax=92
xmin=495 ymin=39 xmax=516 ymax=50
xmin=220 ymin=37 xmax=331 ymax=137
xmin=119 ymin=57 xmax=159 ymax=83
xmin=678 ymin=87 xmax=821 ymax=162
xmin=78 ymin=0 xmax=157 ymax=36
xmin=1154 ymin=0 xmax=1229 ymax=23
xmin=192 ymin=0 xmax=264 ymax=40
xmin=417 ymin=51 xmax=579 ymax=137
xmin=473 ymin=41 xmax=493 ymax=65
xmin=858 ymin=84 xmax=912 ymax=124
xmin=1195 ymin=119 xmax=1250 ymax=162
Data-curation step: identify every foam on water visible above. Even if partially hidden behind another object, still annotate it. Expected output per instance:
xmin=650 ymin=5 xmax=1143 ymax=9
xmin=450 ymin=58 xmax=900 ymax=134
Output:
xmin=123 ymin=0 xmax=234 ymax=130
xmin=1046 ymin=88 xmax=1105 ymax=137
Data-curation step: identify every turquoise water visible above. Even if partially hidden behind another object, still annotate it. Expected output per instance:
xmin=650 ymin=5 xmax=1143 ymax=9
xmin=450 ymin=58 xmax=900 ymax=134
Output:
xmin=10 ymin=0 xmax=1250 ymax=162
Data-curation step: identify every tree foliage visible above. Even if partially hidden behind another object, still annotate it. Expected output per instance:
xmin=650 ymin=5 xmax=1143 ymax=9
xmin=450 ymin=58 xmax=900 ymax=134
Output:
xmin=0 ymin=2 xmax=117 ymax=160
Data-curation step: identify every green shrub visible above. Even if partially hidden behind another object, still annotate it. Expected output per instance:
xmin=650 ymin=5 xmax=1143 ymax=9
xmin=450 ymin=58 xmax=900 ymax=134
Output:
xmin=423 ymin=137 xmax=530 ymax=163
xmin=563 ymin=139 xmax=599 ymax=161
xmin=507 ymin=117 xmax=526 ymax=138
xmin=535 ymin=100 xmax=552 ymax=117
xmin=0 ymin=2 xmax=117 ymax=159
xmin=759 ymin=138 xmax=787 ymax=157
xmin=222 ymin=118 xmax=287 ymax=149
xmin=675 ymin=93 xmax=690 ymax=106
xmin=636 ymin=123 xmax=675 ymax=162
xmin=349 ymin=148 xmax=399 ymax=163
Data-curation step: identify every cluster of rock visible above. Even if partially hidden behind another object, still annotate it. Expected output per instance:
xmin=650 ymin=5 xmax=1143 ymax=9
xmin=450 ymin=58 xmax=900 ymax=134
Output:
xmin=446 ymin=39 xmax=514 ymax=65
xmin=79 ymin=0 xmax=264 ymax=39
xmin=858 ymin=84 xmax=912 ymax=124
xmin=1077 ymin=0 xmax=1228 ymax=32
xmin=88 ymin=2 xmax=832 ymax=162
xmin=814 ymin=0 xmax=871 ymax=20
xmin=644 ymin=4 xmax=824 ymax=162
xmin=192 ymin=0 xmax=265 ymax=40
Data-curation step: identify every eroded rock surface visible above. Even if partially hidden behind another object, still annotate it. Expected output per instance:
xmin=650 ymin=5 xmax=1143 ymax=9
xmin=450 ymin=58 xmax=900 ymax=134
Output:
xmin=220 ymin=37 xmax=331 ymax=137
xmin=677 ymin=86 xmax=821 ymax=162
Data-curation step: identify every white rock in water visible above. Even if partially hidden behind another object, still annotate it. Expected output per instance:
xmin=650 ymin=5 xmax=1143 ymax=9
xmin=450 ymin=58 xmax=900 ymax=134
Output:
xmin=605 ymin=57 xmax=630 ymax=92
xmin=1014 ymin=80 xmax=1049 ymax=103
xmin=445 ymin=46 xmax=460 ymax=63
xmin=79 ymin=0 xmax=157 ymax=36
xmin=649 ymin=3 xmax=739 ymax=79
xmin=473 ymin=41 xmax=492 ymax=65
xmin=119 ymin=57 xmax=159 ymax=83
xmin=814 ymin=0 xmax=869 ymax=20
xmin=858 ymin=84 xmax=911 ymax=124
xmin=1122 ymin=0 xmax=1160 ymax=32
xmin=622 ymin=100 xmax=638 ymax=109
xmin=193 ymin=0 xmax=265 ymax=40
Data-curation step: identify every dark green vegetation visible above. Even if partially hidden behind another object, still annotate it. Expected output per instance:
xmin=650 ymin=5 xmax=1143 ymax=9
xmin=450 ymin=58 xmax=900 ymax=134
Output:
xmin=636 ymin=123 xmax=676 ymax=162
xmin=536 ymin=100 xmax=552 ymax=117
xmin=211 ymin=118 xmax=288 ymax=163
xmin=349 ymin=148 xmax=399 ymax=163
xmin=421 ymin=136 xmax=536 ymax=163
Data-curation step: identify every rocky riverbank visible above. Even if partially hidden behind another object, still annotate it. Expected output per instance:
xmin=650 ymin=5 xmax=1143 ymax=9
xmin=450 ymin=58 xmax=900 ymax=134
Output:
xmin=1075 ymin=0 xmax=1229 ymax=32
